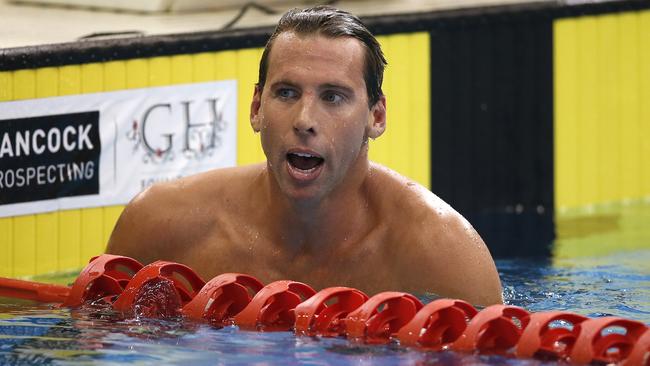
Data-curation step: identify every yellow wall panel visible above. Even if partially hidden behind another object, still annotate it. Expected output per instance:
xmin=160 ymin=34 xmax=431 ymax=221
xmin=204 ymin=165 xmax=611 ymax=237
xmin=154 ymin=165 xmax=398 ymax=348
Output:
xmin=386 ymin=34 xmax=413 ymax=179
xmin=35 ymin=67 xmax=59 ymax=98
xmin=409 ymin=33 xmax=431 ymax=188
xmin=126 ymin=59 xmax=148 ymax=89
xmin=381 ymin=35 xmax=399 ymax=172
xmin=13 ymin=69 xmax=36 ymax=100
xmin=641 ymin=11 xmax=650 ymax=198
xmin=58 ymin=210 xmax=81 ymax=271
xmin=80 ymin=208 xmax=104 ymax=263
xmin=554 ymin=19 xmax=579 ymax=210
xmin=13 ymin=216 xmax=36 ymax=277
xmin=236 ymin=48 xmax=265 ymax=165
xmin=171 ymin=55 xmax=193 ymax=84
xmin=597 ymin=15 xmax=620 ymax=204
xmin=619 ymin=13 xmax=640 ymax=201
xmin=149 ymin=57 xmax=172 ymax=86
xmin=81 ymin=63 xmax=104 ymax=93
xmin=555 ymin=10 xmax=649 ymax=210
xmin=104 ymin=61 xmax=127 ymax=91
xmin=370 ymin=33 xmax=430 ymax=188
xmin=59 ymin=65 xmax=81 ymax=95
xmin=193 ymin=52 xmax=215 ymax=82
xmin=576 ymin=17 xmax=599 ymax=206
xmin=215 ymin=50 xmax=237 ymax=80
xmin=0 ymin=72 xmax=12 ymax=101
xmin=81 ymin=63 xmax=104 ymax=94
xmin=35 ymin=212 xmax=58 ymax=274
xmin=0 ymin=218 xmax=13 ymax=277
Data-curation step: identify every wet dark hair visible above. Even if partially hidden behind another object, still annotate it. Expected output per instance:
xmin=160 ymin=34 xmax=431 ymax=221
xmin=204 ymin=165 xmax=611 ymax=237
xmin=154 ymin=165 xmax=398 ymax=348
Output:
xmin=257 ymin=5 xmax=387 ymax=107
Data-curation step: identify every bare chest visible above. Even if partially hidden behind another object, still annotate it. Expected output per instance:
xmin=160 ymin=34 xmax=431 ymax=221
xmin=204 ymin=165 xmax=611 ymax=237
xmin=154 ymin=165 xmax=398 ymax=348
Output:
xmin=177 ymin=219 xmax=402 ymax=294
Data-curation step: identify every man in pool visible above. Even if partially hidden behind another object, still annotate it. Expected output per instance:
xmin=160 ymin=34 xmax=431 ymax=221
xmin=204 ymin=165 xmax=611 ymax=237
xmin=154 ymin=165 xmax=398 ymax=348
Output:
xmin=106 ymin=6 xmax=503 ymax=306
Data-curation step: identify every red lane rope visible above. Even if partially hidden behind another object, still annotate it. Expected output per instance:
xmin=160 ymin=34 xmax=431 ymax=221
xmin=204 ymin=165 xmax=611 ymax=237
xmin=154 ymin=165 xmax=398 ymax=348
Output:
xmin=0 ymin=254 xmax=648 ymax=365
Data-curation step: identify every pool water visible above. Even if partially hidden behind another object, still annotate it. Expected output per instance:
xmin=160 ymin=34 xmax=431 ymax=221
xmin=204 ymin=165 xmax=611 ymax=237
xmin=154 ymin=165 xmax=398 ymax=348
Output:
xmin=1 ymin=248 xmax=648 ymax=365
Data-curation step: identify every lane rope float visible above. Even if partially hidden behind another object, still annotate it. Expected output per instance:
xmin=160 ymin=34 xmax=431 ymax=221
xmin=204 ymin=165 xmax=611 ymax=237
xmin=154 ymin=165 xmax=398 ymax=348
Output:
xmin=0 ymin=254 xmax=648 ymax=365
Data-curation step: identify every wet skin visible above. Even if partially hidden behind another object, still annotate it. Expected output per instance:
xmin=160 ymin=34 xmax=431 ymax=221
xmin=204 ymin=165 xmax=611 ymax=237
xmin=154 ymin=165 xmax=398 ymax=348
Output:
xmin=106 ymin=32 xmax=503 ymax=306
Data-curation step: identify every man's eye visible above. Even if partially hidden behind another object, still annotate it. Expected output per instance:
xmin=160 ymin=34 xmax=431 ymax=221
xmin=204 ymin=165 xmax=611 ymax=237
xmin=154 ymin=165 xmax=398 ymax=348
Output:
xmin=323 ymin=92 xmax=344 ymax=104
xmin=277 ymin=88 xmax=297 ymax=99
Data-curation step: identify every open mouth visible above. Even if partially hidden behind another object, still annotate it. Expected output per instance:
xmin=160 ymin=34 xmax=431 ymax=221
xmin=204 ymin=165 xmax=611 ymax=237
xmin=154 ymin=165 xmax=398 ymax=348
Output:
xmin=285 ymin=151 xmax=325 ymax=183
xmin=286 ymin=152 xmax=324 ymax=172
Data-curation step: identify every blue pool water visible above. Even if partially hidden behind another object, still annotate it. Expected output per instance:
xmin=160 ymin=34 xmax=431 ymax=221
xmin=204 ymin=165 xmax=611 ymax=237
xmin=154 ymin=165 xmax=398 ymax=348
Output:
xmin=1 ymin=249 xmax=648 ymax=365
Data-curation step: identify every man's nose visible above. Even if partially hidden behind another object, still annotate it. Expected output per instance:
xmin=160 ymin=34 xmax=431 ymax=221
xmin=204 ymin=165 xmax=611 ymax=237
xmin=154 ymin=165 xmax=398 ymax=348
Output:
xmin=293 ymin=97 xmax=317 ymax=135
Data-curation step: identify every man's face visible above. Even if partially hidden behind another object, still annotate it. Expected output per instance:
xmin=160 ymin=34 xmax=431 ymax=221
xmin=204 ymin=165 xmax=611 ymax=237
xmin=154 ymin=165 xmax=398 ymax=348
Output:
xmin=251 ymin=32 xmax=386 ymax=203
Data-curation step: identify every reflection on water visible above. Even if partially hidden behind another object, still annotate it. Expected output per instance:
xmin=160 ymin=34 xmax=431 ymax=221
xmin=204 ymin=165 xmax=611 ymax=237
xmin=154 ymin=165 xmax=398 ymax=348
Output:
xmin=554 ymin=200 xmax=650 ymax=258
xmin=0 ymin=203 xmax=648 ymax=365
xmin=499 ymin=251 xmax=650 ymax=323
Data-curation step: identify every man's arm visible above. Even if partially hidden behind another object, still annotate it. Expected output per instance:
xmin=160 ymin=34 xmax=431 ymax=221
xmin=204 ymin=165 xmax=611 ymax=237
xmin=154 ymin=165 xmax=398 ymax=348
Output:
xmin=415 ymin=212 xmax=503 ymax=306
xmin=105 ymin=186 xmax=168 ymax=264
xmin=442 ymin=220 xmax=502 ymax=306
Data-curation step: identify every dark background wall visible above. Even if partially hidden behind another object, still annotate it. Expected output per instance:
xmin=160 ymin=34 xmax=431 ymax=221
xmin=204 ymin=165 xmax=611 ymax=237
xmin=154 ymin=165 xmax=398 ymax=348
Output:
xmin=428 ymin=14 xmax=555 ymax=257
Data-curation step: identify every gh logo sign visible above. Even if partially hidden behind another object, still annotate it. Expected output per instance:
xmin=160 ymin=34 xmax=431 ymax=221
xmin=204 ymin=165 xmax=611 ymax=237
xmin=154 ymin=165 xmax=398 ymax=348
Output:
xmin=129 ymin=98 xmax=226 ymax=163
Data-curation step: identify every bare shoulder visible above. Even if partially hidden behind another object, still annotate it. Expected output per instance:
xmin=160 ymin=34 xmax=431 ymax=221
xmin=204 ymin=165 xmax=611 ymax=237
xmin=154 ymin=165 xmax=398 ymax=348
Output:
xmin=105 ymin=164 xmax=264 ymax=263
xmin=368 ymin=163 xmax=503 ymax=306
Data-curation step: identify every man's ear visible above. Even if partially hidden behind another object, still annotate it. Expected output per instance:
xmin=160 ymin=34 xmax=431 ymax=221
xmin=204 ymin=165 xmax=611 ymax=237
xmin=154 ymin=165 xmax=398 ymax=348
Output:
xmin=367 ymin=95 xmax=386 ymax=139
xmin=250 ymin=85 xmax=262 ymax=132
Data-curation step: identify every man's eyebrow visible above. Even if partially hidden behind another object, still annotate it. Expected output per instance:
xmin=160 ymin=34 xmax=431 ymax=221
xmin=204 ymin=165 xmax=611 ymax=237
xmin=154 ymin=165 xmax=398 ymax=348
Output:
xmin=319 ymin=83 xmax=355 ymax=95
xmin=269 ymin=80 xmax=298 ymax=89
xmin=268 ymin=80 xmax=355 ymax=95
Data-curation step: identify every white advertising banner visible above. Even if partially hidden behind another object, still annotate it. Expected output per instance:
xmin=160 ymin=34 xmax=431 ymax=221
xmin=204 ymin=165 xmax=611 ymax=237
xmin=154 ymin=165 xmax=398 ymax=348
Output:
xmin=0 ymin=81 xmax=237 ymax=218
